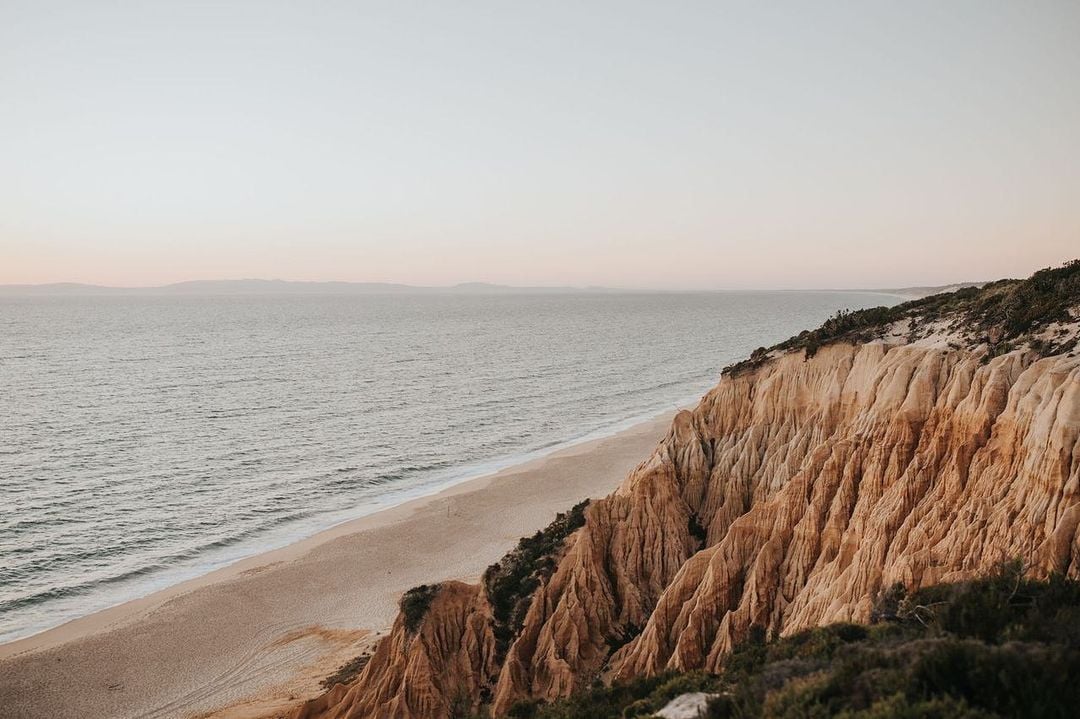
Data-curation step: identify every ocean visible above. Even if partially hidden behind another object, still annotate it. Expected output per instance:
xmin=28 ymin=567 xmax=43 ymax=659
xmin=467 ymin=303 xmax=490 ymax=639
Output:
xmin=0 ymin=290 xmax=896 ymax=643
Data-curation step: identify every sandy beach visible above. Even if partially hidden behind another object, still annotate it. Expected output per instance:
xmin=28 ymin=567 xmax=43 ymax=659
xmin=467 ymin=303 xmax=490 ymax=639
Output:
xmin=0 ymin=412 xmax=674 ymax=719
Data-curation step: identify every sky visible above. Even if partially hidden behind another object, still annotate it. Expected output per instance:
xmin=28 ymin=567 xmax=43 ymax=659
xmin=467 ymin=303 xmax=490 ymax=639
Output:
xmin=2 ymin=1 xmax=1078 ymax=290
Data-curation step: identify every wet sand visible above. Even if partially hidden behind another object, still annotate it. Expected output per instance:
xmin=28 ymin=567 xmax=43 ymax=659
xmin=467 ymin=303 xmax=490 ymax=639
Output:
xmin=0 ymin=412 xmax=674 ymax=719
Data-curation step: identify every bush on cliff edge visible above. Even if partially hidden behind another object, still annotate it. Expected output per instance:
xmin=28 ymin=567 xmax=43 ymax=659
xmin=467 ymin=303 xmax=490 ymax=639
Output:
xmin=507 ymin=563 xmax=1080 ymax=719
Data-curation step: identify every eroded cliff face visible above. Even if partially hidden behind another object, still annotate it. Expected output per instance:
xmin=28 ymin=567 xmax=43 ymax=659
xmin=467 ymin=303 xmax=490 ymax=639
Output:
xmin=292 ymin=581 xmax=496 ymax=719
xmin=294 ymin=339 xmax=1080 ymax=719
xmin=612 ymin=343 xmax=1080 ymax=680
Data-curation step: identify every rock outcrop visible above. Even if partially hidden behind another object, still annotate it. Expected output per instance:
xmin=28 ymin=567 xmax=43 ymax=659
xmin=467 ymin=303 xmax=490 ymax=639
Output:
xmin=293 ymin=262 xmax=1080 ymax=719
xmin=293 ymin=582 xmax=496 ymax=719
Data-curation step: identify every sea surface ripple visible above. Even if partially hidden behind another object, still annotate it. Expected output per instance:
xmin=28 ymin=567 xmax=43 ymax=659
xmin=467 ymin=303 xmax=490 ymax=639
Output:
xmin=0 ymin=291 xmax=895 ymax=642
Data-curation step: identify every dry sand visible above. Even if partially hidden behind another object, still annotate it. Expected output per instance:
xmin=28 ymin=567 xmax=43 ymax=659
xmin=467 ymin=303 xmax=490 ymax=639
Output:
xmin=0 ymin=412 xmax=674 ymax=719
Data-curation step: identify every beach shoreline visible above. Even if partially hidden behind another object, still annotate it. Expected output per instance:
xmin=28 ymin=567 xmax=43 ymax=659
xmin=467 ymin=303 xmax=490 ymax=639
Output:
xmin=2 ymin=396 xmax=700 ymax=651
xmin=0 ymin=409 xmax=677 ymax=719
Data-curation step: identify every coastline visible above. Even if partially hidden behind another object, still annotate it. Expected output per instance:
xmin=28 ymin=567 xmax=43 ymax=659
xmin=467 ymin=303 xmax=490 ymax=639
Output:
xmin=0 ymin=409 xmax=677 ymax=719
xmin=2 ymin=397 xmax=699 ymax=649
xmin=0 ymin=395 xmax=699 ymax=647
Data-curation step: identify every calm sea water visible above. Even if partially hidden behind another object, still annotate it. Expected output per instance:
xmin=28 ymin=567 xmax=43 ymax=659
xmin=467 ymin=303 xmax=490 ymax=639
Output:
xmin=0 ymin=291 xmax=896 ymax=642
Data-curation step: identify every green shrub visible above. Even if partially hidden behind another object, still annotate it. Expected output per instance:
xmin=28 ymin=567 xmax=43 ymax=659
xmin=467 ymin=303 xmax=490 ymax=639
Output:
xmin=483 ymin=500 xmax=590 ymax=657
xmin=519 ymin=569 xmax=1080 ymax=719
xmin=905 ymin=559 xmax=1080 ymax=645
xmin=400 ymin=583 xmax=442 ymax=634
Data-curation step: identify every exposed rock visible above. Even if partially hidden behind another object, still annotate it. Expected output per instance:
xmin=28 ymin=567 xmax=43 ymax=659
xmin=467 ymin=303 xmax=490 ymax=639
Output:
xmin=612 ymin=344 xmax=1080 ymax=678
xmin=654 ymin=692 xmax=719 ymax=719
xmin=291 ymin=581 xmax=496 ymax=719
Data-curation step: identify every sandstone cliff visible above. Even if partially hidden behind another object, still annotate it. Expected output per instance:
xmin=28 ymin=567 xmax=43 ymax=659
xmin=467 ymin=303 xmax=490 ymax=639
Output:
xmin=293 ymin=261 xmax=1080 ymax=719
xmin=292 ymin=582 xmax=497 ymax=719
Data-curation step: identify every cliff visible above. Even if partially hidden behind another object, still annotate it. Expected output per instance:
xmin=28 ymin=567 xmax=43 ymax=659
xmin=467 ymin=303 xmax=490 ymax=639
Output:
xmin=293 ymin=261 xmax=1080 ymax=719
xmin=292 ymin=582 xmax=497 ymax=719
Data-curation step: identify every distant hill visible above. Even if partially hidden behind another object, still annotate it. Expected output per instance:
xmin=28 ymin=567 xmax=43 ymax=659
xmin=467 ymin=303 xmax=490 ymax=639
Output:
xmin=0 ymin=279 xmax=622 ymax=296
xmin=0 ymin=278 xmax=979 ymax=297
xmin=880 ymin=281 xmax=986 ymax=299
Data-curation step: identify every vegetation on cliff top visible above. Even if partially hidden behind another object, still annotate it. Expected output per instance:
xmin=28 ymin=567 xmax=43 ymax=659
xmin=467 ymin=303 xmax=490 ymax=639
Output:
xmin=400 ymin=583 xmax=442 ymax=634
xmin=505 ymin=562 xmax=1080 ymax=719
xmin=724 ymin=259 xmax=1080 ymax=375
xmin=483 ymin=499 xmax=590 ymax=658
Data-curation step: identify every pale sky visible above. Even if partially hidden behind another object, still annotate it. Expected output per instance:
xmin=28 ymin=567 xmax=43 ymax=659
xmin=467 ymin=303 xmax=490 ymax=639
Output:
xmin=2 ymin=1 xmax=1078 ymax=289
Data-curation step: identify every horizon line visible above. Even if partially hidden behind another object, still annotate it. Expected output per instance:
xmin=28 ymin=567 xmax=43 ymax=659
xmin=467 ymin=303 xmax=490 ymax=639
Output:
xmin=0 ymin=277 xmax=984 ymax=296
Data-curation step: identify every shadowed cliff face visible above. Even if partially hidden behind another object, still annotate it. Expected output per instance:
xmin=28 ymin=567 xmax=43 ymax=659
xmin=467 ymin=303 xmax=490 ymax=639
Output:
xmin=293 ymin=327 xmax=1080 ymax=718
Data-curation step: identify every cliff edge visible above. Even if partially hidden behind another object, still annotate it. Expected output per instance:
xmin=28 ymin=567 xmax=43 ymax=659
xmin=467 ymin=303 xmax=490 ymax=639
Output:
xmin=293 ymin=260 xmax=1080 ymax=719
